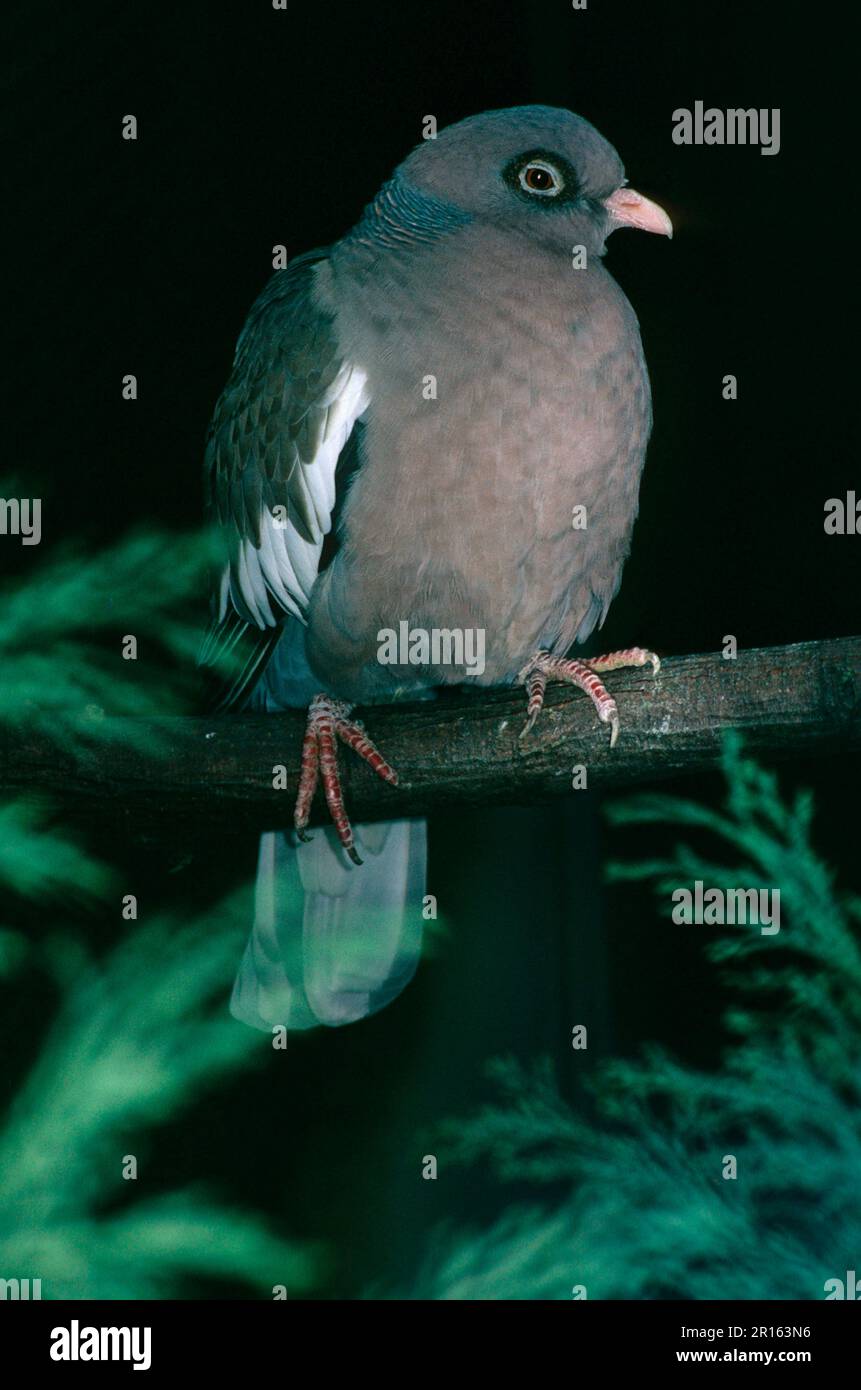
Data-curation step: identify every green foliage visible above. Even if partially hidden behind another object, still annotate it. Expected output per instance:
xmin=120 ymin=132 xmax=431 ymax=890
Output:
xmin=0 ymin=899 xmax=317 ymax=1299
xmin=0 ymin=526 xmax=216 ymax=752
xmin=4 ymin=520 xmax=856 ymax=1302
xmin=0 ymin=801 xmax=113 ymax=903
xmin=411 ymin=737 xmax=861 ymax=1300
xmin=0 ymin=525 xmax=317 ymax=1298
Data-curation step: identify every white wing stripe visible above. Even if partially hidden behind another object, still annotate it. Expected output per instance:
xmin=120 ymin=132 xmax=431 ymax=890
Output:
xmin=222 ymin=363 xmax=370 ymax=630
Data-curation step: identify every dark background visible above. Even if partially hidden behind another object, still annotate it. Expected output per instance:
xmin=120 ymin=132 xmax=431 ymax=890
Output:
xmin=4 ymin=0 xmax=854 ymax=1295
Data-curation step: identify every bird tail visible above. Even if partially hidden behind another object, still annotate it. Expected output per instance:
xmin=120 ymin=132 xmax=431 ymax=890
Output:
xmin=230 ymin=818 xmax=427 ymax=1031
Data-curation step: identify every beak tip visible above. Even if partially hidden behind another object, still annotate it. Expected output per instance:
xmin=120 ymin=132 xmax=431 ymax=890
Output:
xmin=604 ymin=187 xmax=673 ymax=239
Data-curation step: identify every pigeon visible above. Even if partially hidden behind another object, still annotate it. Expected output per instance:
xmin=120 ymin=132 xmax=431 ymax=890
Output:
xmin=201 ymin=105 xmax=671 ymax=1031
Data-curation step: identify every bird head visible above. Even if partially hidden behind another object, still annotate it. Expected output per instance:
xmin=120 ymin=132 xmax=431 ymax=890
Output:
xmin=396 ymin=105 xmax=672 ymax=255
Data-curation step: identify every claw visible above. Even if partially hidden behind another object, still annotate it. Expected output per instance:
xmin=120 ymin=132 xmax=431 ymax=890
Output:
xmin=292 ymin=693 xmax=399 ymax=864
xmin=519 ymin=666 xmax=547 ymax=738
xmin=517 ymin=645 xmax=658 ymax=749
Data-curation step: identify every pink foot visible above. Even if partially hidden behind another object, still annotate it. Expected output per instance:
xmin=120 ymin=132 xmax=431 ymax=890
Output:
xmin=294 ymin=693 xmax=399 ymax=864
xmin=517 ymin=647 xmax=660 ymax=748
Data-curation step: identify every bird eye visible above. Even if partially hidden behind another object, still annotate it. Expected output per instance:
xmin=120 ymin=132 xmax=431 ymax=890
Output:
xmin=519 ymin=160 xmax=563 ymax=196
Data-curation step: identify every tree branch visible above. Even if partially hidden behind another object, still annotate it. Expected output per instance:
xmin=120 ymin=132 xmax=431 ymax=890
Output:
xmin=2 ymin=638 xmax=858 ymax=841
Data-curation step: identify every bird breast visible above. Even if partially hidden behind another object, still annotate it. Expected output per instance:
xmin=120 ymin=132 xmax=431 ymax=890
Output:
xmin=307 ymin=235 xmax=652 ymax=697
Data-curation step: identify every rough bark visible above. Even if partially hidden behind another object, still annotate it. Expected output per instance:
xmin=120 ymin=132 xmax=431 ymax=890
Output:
xmin=1 ymin=637 xmax=858 ymax=842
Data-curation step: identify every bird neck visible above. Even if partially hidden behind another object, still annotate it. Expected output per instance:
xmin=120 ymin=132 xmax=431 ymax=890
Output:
xmin=344 ymin=175 xmax=471 ymax=253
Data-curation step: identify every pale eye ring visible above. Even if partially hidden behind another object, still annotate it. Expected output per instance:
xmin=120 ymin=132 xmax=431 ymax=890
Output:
xmin=518 ymin=160 xmax=563 ymax=196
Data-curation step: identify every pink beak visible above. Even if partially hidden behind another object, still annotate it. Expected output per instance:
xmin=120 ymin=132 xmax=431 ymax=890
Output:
xmin=603 ymin=187 xmax=673 ymax=238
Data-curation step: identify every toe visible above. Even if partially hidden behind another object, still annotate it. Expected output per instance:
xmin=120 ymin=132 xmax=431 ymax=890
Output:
xmin=519 ymin=710 xmax=539 ymax=739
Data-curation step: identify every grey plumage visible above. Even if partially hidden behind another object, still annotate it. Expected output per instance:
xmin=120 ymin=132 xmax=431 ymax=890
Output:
xmin=202 ymin=105 xmax=670 ymax=1029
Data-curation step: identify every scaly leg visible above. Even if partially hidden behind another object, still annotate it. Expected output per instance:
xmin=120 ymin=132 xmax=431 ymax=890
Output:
xmin=294 ymin=693 xmax=399 ymax=864
xmin=517 ymin=647 xmax=660 ymax=747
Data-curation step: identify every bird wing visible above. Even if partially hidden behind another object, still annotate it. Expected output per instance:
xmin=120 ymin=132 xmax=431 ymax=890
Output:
xmin=200 ymin=249 xmax=369 ymax=710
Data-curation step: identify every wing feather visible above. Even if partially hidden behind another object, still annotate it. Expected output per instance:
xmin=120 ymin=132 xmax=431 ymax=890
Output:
xmin=200 ymin=249 xmax=369 ymax=710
